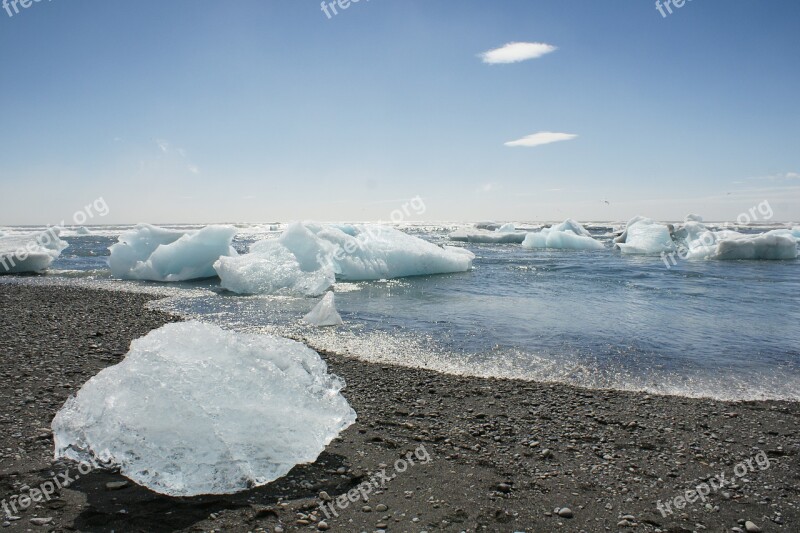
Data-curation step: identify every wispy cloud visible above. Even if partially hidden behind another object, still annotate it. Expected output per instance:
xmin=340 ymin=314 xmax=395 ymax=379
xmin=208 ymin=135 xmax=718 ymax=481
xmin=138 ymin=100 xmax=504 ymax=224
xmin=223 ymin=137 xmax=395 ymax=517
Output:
xmin=480 ymin=42 xmax=557 ymax=64
xmin=505 ymin=132 xmax=577 ymax=148
xmin=154 ymin=139 xmax=200 ymax=174
xmin=745 ymin=171 xmax=800 ymax=182
xmin=477 ymin=182 xmax=499 ymax=193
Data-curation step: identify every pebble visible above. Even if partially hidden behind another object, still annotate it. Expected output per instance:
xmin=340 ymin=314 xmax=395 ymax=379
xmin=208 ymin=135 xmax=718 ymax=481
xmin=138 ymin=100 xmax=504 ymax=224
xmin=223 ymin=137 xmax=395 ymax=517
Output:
xmin=319 ymin=491 xmax=332 ymax=502
xmin=558 ymin=508 xmax=574 ymax=518
xmin=29 ymin=518 xmax=53 ymax=526
xmin=375 ymin=504 xmax=388 ymax=512
xmin=106 ymin=481 xmax=129 ymax=490
xmin=317 ymin=521 xmax=329 ymax=530
xmin=744 ymin=521 xmax=761 ymax=533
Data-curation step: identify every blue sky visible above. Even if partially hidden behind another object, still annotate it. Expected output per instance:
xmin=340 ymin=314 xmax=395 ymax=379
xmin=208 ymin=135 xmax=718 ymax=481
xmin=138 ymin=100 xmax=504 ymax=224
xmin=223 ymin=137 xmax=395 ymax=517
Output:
xmin=1 ymin=0 xmax=798 ymax=224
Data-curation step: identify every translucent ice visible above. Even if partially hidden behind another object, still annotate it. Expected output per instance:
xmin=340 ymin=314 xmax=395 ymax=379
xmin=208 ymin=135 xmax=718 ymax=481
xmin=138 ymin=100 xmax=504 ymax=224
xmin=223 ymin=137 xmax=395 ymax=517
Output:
xmin=497 ymin=223 xmax=517 ymax=233
xmin=51 ymin=321 xmax=356 ymax=497
xmin=614 ymin=217 xmax=676 ymax=255
xmin=521 ymin=219 xmax=604 ymax=250
xmin=76 ymin=227 xmax=92 ymax=235
xmin=303 ymin=292 xmax=344 ymax=327
xmin=109 ymin=224 xmax=238 ymax=282
xmin=217 ymin=223 xmax=474 ymax=295
xmin=0 ymin=228 xmax=68 ymax=274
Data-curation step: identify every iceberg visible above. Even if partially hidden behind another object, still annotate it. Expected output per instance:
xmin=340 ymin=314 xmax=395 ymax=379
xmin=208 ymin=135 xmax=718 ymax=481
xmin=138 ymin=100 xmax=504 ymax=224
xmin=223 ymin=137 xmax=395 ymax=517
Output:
xmin=216 ymin=223 xmax=474 ymax=295
xmin=0 ymin=228 xmax=68 ymax=274
xmin=673 ymin=221 xmax=798 ymax=261
xmin=614 ymin=217 xmax=676 ymax=255
xmin=715 ymin=233 xmax=797 ymax=260
xmin=303 ymin=292 xmax=344 ymax=326
xmin=684 ymin=214 xmax=704 ymax=222
xmin=521 ymin=219 xmax=604 ymax=250
xmin=76 ymin=226 xmax=92 ymax=235
xmin=109 ymin=224 xmax=238 ymax=282
xmin=52 ymin=321 xmax=356 ymax=497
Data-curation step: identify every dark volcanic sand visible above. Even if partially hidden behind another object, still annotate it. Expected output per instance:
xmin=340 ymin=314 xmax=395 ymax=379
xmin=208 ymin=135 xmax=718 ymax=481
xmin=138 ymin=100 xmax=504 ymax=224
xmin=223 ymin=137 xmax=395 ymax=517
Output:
xmin=0 ymin=284 xmax=798 ymax=533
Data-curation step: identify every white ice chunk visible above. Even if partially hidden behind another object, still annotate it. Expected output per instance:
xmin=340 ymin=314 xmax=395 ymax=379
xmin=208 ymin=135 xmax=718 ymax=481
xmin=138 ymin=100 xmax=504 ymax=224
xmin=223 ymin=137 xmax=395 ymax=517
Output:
xmin=217 ymin=223 xmax=474 ymax=295
xmin=215 ymin=239 xmax=335 ymax=297
xmin=614 ymin=217 xmax=676 ymax=255
xmin=715 ymin=233 xmax=798 ymax=260
xmin=521 ymin=219 xmax=604 ymax=250
xmin=449 ymin=228 xmax=527 ymax=243
xmin=303 ymin=292 xmax=344 ymax=327
xmin=684 ymin=213 xmax=704 ymax=222
xmin=497 ymin=223 xmax=517 ymax=233
xmin=109 ymin=224 xmax=238 ymax=282
xmin=0 ymin=228 xmax=68 ymax=274
xmin=76 ymin=227 xmax=92 ymax=235
xmin=674 ymin=222 xmax=798 ymax=261
xmin=51 ymin=321 xmax=356 ymax=497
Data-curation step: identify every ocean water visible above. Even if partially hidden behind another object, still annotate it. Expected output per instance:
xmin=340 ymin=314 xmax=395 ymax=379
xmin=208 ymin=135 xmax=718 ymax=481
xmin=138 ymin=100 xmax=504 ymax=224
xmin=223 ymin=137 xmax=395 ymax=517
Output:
xmin=2 ymin=222 xmax=799 ymax=402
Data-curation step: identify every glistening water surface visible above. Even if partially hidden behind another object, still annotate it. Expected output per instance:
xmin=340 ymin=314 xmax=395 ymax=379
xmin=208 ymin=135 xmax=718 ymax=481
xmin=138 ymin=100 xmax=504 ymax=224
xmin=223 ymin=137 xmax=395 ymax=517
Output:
xmin=4 ymin=223 xmax=799 ymax=401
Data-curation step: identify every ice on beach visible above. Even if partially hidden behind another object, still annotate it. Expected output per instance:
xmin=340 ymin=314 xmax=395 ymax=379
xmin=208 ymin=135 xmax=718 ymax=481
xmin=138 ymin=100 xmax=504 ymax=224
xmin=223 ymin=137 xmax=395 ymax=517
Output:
xmin=449 ymin=228 xmax=528 ymax=243
xmin=109 ymin=224 xmax=238 ymax=282
xmin=51 ymin=321 xmax=356 ymax=497
xmin=521 ymin=219 xmax=604 ymax=250
xmin=303 ymin=292 xmax=344 ymax=326
xmin=0 ymin=228 xmax=68 ymax=274
xmin=614 ymin=217 xmax=676 ymax=255
xmin=76 ymin=227 xmax=92 ymax=235
xmin=216 ymin=222 xmax=474 ymax=295
xmin=684 ymin=213 xmax=704 ymax=222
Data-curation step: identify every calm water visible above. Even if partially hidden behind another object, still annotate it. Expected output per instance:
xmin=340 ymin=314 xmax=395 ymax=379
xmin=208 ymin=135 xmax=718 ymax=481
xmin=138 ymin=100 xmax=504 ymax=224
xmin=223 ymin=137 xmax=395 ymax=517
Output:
xmin=3 ymin=223 xmax=799 ymax=401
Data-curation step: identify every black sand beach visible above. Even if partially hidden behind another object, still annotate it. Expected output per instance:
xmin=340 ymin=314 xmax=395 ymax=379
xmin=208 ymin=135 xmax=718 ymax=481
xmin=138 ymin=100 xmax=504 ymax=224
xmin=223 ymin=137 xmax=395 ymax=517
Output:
xmin=0 ymin=284 xmax=798 ymax=532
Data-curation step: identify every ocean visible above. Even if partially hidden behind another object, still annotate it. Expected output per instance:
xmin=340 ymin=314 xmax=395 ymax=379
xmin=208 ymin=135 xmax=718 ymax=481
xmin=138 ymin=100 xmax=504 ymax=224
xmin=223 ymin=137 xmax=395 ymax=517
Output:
xmin=2 ymin=222 xmax=798 ymax=402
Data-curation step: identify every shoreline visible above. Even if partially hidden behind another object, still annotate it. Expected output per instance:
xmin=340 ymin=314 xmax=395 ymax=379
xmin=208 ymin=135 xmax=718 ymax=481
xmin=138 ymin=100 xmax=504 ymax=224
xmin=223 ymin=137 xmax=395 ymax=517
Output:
xmin=0 ymin=284 xmax=797 ymax=532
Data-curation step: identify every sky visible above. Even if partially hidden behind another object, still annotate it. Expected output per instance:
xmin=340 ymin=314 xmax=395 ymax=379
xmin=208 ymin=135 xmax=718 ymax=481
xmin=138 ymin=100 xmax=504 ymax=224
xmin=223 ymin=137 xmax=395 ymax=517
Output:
xmin=0 ymin=0 xmax=798 ymax=225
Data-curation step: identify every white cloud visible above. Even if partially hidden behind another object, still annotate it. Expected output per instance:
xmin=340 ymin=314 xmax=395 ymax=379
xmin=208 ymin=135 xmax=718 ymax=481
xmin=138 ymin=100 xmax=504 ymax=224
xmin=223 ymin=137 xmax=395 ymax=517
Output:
xmin=745 ymin=171 xmax=800 ymax=182
xmin=478 ymin=182 xmax=498 ymax=193
xmin=480 ymin=42 xmax=557 ymax=64
xmin=155 ymin=139 xmax=169 ymax=153
xmin=187 ymin=164 xmax=200 ymax=175
xmin=505 ymin=132 xmax=578 ymax=148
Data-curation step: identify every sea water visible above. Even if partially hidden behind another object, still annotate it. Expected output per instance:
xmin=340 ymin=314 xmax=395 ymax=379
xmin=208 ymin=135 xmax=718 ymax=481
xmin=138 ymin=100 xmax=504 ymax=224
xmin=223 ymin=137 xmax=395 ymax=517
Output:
xmin=2 ymin=222 xmax=798 ymax=402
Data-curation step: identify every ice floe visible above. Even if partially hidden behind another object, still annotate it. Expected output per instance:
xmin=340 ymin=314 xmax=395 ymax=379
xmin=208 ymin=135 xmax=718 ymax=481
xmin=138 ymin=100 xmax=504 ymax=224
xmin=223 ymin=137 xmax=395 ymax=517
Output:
xmin=109 ymin=224 xmax=238 ymax=282
xmin=614 ymin=217 xmax=676 ymax=255
xmin=216 ymin=222 xmax=474 ymax=295
xmin=0 ymin=228 xmax=68 ymax=274
xmin=521 ymin=219 xmax=604 ymax=250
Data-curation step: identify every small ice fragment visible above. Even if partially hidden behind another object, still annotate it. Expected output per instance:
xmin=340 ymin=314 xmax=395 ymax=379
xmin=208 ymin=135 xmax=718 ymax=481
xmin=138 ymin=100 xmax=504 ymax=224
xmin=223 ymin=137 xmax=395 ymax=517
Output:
xmin=303 ymin=292 xmax=344 ymax=327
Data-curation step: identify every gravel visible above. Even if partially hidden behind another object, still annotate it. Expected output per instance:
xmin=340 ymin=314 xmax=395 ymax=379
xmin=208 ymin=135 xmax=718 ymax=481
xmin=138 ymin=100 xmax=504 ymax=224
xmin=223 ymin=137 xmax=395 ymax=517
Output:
xmin=0 ymin=284 xmax=798 ymax=532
